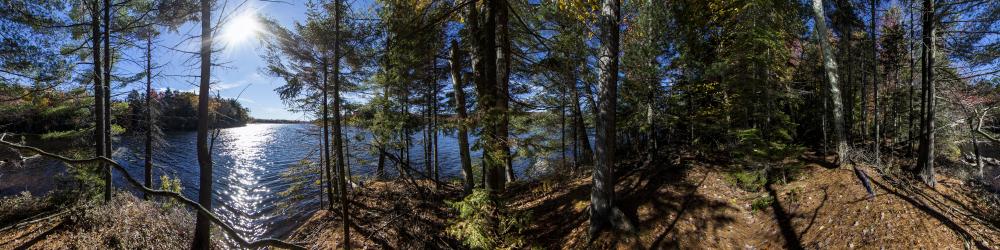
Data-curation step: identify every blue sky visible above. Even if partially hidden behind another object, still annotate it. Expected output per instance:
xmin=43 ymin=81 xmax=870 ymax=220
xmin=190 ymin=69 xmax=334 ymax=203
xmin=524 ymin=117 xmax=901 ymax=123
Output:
xmin=118 ymin=0 xmax=345 ymax=120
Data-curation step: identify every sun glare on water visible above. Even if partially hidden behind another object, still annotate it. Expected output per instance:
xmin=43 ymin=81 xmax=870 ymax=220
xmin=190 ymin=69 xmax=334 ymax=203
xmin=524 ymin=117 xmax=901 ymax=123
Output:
xmin=221 ymin=10 xmax=262 ymax=48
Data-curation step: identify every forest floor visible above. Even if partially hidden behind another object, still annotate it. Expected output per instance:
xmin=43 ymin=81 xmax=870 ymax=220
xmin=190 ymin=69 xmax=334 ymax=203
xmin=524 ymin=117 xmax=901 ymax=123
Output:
xmin=289 ymin=179 xmax=464 ymax=249
xmin=0 ymin=193 xmax=199 ymax=249
xmin=509 ymin=151 xmax=1000 ymax=249
xmin=1 ymin=151 xmax=999 ymax=249
xmin=294 ymin=151 xmax=1000 ymax=249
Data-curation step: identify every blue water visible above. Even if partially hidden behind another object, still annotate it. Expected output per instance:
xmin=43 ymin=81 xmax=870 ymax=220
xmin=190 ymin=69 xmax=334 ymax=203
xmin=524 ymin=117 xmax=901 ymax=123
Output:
xmin=1 ymin=123 xmax=572 ymax=241
xmin=110 ymin=123 xmax=549 ymax=240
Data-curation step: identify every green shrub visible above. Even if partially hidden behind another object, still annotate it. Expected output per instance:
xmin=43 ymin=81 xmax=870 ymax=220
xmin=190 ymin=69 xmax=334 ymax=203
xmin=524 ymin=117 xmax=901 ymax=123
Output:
xmin=40 ymin=128 xmax=91 ymax=140
xmin=446 ymin=189 xmax=532 ymax=250
xmin=751 ymin=195 xmax=774 ymax=212
xmin=726 ymin=170 xmax=766 ymax=192
xmin=158 ymin=175 xmax=183 ymax=209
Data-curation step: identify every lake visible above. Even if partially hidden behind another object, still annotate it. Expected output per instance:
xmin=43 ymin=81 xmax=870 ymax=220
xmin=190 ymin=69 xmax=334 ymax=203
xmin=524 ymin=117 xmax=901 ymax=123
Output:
xmin=1 ymin=123 xmax=559 ymax=242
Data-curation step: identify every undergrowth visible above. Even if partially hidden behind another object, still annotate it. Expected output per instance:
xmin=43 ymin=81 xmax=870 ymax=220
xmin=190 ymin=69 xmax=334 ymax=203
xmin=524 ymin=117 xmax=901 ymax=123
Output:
xmin=446 ymin=189 xmax=533 ymax=250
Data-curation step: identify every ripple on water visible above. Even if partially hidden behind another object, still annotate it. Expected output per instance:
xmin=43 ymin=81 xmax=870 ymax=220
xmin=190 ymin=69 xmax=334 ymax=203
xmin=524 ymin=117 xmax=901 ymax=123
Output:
xmin=105 ymin=123 xmax=552 ymax=242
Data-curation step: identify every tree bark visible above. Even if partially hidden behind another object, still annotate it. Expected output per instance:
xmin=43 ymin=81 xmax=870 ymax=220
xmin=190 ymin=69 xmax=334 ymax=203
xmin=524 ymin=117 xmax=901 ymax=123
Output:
xmin=968 ymin=117 xmax=983 ymax=178
xmin=192 ymin=0 xmax=214 ymax=247
xmin=90 ymin=0 xmax=108 ymax=203
xmin=450 ymin=40 xmax=474 ymax=194
xmin=497 ymin=0 xmax=514 ymax=183
xmin=562 ymin=71 xmax=568 ymax=169
xmin=590 ymin=0 xmax=632 ymax=235
xmin=333 ymin=0 xmax=351 ymax=246
xmin=870 ymin=0 xmax=880 ymax=165
xmin=424 ymin=57 xmax=433 ymax=180
xmin=322 ymin=58 xmax=335 ymax=211
xmin=103 ymin=0 xmax=112 ymax=192
xmin=811 ymin=0 xmax=849 ymax=165
xmin=570 ymin=73 xmax=594 ymax=167
xmin=907 ymin=0 xmax=916 ymax=157
xmin=479 ymin=0 xmax=504 ymax=195
xmin=432 ymin=62 xmax=440 ymax=188
xmin=144 ymin=34 xmax=153 ymax=200
xmin=916 ymin=0 xmax=936 ymax=187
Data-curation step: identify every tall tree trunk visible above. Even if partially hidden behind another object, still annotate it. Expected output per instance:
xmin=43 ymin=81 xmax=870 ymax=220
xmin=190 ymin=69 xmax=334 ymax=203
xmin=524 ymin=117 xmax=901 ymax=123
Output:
xmin=450 ymin=40 xmax=474 ymax=194
xmin=821 ymin=68 xmax=830 ymax=155
xmin=479 ymin=0 xmax=504 ymax=195
xmin=144 ymin=34 xmax=153 ymax=200
xmin=562 ymin=71 xmax=568 ymax=169
xmin=871 ymin=0 xmax=880 ymax=165
xmin=907 ymin=0 xmax=916 ymax=157
xmin=811 ymin=0 xmax=849 ymax=165
xmin=968 ymin=117 xmax=983 ymax=178
xmin=845 ymin=25 xmax=855 ymax=144
xmin=571 ymin=74 xmax=594 ymax=166
xmin=192 ymin=0 xmax=214 ymax=247
xmin=861 ymin=53 xmax=868 ymax=145
xmin=590 ymin=0 xmax=632 ymax=235
xmin=90 ymin=0 xmax=108 ymax=203
xmin=432 ymin=66 xmax=440 ymax=187
xmin=916 ymin=0 xmax=936 ymax=187
xmin=322 ymin=58 xmax=335 ymax=210
xmin=333 ymin=0 xmax=351 ymax=246
xmin=424 ymin=83 xmax=432 ymax=177
xmin=378 ymin=35 xmax=392 ymax=180
xmin=646 ymin=58 xmax=657 ymax=162
xmin=102 ymin=0 xmax=112 ymax=201
xmin=497 ymin=0 xmax=514 ymax=183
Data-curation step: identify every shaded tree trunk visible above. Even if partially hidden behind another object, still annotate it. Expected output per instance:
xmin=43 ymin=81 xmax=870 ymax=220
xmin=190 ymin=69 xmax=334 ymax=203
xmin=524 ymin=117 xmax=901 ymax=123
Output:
xmin=968 ymin=117 xmax=983 ymax=178
xmin=144 ymin=34 xmax=153 ymax=200
xmin=562 ymin=72 xmax=568 ymax=168
xmin=192 ymin=0 xmax=214 ymax=247
xmin=322 ymin=58 xmax=335 ymax=210
xmin=432 ymin=64 xmax=440 ymax=188
xmin=450 ymin=40 xmax=474 ymax=194
xmin=478 ymin=0 xmax=504 ymax=195
xmin=916 ymin=0 xmax=936 ymax=187
xmin=871 ymin=0 xmax=880 ymax=165
xmin=811 ymin=0 xmax=849 ymax=165
xmin=497 ymin=0 xmax=514 ymax=183
xmin=424 ymin=55 xmax=434 ymax=180
xmin=103 ymin=0 xmax=112 ymax=194
xmin=332 ymin=0 xmax=351 ymax=246
xmin=907 ymin=0 xmax=916 ymax=157
xmin=570 ymin=73 xmax=594 ymax=167
xmin=590 ymin=0 xmax=632 ymax=236
xmin=90 ymin=0 xmax=108 ymax=203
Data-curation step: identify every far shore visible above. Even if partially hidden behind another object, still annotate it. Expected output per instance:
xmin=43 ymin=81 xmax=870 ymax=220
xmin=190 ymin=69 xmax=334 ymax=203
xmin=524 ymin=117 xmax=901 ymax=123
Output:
xmin=249 ymin=119 xmax=309 ymax=124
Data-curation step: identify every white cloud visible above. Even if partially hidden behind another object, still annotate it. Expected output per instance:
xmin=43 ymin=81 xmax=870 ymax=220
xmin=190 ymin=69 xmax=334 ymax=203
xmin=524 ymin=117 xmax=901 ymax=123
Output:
xmin=214 ymin=80 xmax=248 ymax=91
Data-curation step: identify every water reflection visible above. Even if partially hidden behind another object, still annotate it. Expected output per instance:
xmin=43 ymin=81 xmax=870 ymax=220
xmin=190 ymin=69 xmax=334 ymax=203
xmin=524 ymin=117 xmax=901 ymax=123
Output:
xmin=217 ymin=124 xmax=273 ymax=240
xmin=0 ymin=124 xmax=564 ymax=242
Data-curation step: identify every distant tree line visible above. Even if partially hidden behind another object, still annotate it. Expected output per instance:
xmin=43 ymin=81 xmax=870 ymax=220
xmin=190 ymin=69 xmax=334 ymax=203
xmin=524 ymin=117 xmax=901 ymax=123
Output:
xmin=124 ymin=88 xmax=251 ymax=132
xmin=0 ymin=84 xmax=250 ymax=135
xmin=251 ymin=118 xmax=308 ymax=124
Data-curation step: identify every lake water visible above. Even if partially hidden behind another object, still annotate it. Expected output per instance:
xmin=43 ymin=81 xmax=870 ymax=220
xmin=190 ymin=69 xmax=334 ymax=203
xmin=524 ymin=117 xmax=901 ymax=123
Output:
xmin=2 ymin=123 xmax=558 ymax=242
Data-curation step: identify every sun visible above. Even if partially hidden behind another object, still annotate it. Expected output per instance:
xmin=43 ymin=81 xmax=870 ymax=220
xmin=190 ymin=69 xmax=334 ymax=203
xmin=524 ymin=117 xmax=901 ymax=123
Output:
xmin=221 ymin=10 xmax=261 ymax=47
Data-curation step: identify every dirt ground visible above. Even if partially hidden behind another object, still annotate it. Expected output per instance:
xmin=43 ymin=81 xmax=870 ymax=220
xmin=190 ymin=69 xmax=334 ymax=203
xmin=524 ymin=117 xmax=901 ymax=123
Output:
xmin=3 ymin=153 xmax=998 ymax=249
xmin=289 ymin=180 xmax=464 ymax=249
xmin=0 ymin=193 xmax=198 ymax=249
xmin=507 ymin=153 xmax=1000 ymax=249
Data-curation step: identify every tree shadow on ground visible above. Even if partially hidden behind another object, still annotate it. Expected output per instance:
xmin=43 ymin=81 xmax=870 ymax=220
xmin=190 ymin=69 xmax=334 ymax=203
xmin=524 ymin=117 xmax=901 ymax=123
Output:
xmin=622 ymin=164 xmax=737 ymax=249
xmin=870 ymin=177 xmax=993 ymax=249
xmin=800 ymin=153 xmax=837 ymax=169
xmin=8 ymin=218 xmax=67 ymax=250
xmin=521 ymin=157 xmax=740 ymax=249
xmin=295 ymin=181 xmax=461 ymax=249
xmin=765 ymin=183 xmax=804 ymax=250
